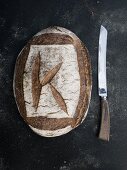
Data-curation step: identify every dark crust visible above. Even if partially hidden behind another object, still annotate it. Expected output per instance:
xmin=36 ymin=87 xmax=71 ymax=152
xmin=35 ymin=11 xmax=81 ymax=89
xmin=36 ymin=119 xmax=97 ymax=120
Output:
xmin=49 ymin=83 xmax=68 ymax=115
xmin=14 ymin=32 xmax=92 ymax=130
xmin=32 ymin=53 xmax=42 ymax=111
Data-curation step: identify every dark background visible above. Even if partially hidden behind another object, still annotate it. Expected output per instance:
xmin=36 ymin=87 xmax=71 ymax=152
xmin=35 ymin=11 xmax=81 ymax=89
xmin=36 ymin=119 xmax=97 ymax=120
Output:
xmin=0 ymin=0 xmax=127 ymax=169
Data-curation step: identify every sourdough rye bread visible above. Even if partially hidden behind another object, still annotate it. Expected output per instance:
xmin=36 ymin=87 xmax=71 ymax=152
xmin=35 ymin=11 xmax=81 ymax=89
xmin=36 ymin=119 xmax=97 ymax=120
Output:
xmin=13 ymin=26 xmax=92 ymax=137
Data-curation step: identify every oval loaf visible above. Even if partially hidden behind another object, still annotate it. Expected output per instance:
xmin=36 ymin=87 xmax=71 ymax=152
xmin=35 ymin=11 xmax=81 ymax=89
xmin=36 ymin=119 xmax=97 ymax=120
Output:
xmin=13 ymin=26 xmax=92 ymax=137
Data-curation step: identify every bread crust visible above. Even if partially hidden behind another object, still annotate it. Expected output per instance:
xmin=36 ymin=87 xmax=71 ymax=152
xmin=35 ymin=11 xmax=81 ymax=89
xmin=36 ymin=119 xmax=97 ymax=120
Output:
xmin=13 ymin=26 xmax=92 ymax=136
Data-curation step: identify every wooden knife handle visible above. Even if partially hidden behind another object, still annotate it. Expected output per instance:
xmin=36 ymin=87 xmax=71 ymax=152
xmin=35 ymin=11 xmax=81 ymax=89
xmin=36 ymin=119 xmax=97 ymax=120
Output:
xmin=99 ymin=97 xmax=110 ymax=141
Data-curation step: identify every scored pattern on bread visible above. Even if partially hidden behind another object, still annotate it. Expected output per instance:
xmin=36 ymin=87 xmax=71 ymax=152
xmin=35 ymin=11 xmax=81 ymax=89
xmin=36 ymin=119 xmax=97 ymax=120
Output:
xmin=23 ymin=44 xmax=80 ymax=118
xmin=41 ymin=62 xmax=62 ymax=86
xmin=49 ymin=83 xmax=68 ymax=115
xmin=32 ymin=52 xmax=42 ymax=111
xmin=32 ymin=56 xmax=68 ymax=115
xmin=24 ymin=44 xmax=80 ymax=118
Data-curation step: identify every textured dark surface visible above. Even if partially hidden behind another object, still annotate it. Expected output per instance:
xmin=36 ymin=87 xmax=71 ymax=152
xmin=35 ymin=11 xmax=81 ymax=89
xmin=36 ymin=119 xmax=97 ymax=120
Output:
xmin=0 ymin=0 xmax=127 ymax=170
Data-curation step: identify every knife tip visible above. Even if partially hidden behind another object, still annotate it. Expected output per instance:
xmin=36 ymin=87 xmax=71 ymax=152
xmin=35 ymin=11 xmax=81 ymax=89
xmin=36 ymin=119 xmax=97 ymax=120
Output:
xmin=100 ymin=25 xmax=107 ymax=35
xmin=101 ymin=25 xmax=106 ymax=30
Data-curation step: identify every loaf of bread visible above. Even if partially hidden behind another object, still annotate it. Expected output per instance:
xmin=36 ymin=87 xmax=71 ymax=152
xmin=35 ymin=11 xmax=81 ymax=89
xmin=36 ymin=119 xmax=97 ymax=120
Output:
xmin=13 ymin=26 xmax=92 ymax=137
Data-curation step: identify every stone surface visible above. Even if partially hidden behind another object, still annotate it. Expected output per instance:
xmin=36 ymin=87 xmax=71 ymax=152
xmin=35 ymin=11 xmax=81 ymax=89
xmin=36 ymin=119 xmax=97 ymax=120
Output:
xmin=0 ymin=0 xmax=127 ymax=169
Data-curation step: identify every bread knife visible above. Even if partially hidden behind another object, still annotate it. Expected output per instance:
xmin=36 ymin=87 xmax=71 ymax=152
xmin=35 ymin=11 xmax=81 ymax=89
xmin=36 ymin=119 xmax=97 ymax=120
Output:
xmin=98 ymin=25 xmax=110 ymax=141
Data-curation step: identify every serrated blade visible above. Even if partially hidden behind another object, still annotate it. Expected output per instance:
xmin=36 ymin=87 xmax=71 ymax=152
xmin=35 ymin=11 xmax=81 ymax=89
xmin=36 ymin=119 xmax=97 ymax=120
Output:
xmin=98 ymin=25 xmax=108 ymax=97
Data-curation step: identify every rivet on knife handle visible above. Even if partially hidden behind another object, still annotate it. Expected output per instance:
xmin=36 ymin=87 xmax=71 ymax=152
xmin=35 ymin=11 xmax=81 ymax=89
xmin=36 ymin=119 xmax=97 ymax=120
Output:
xmin=99 ymin=96 xmax=110 ymax=141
